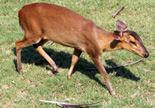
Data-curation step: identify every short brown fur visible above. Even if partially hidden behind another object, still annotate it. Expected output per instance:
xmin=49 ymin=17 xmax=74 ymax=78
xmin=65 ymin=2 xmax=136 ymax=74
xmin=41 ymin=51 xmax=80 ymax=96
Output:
xmin=16 ymin=3 xmax=149 ymax=95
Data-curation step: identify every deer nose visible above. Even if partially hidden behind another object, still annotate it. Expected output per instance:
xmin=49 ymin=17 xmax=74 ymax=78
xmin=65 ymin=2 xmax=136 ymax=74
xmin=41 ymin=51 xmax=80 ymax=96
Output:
xmin=144 ymin=52 xmax=149 ymax=58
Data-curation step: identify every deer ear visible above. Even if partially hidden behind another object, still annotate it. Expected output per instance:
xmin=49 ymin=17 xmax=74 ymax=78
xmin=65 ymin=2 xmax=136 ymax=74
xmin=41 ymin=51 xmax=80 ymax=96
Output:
xmin=113 ymin=31 xmax=122 ymax=40
xmin=117 ymin=20 xmax=127 ymax=31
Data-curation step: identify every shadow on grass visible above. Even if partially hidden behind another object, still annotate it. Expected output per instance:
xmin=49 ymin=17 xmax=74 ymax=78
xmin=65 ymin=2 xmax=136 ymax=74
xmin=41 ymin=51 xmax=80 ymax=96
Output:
xmin=12 ymin=46 xmax=140 ymax=87
xmin=105 ymin=60 xmax=140 ymax=81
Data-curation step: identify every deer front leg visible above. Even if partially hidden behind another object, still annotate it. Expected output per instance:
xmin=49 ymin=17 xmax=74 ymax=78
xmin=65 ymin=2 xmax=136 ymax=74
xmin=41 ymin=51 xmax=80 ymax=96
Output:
xmin=91 ymin=56 xmax=115 ymax=95
xmin=68 ymin=49 xmax=82 ymax=79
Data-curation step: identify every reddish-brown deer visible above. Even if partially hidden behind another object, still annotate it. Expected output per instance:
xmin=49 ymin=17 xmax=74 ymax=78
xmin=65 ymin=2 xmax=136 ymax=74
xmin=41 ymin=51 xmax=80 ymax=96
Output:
xmin=16 ymin=3 xmax=149 ymax=95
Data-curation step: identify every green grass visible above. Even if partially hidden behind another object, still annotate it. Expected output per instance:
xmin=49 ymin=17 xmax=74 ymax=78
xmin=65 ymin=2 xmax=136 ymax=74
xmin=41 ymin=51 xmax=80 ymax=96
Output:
xmin=0 ymin=0 xmax=154 ymax=108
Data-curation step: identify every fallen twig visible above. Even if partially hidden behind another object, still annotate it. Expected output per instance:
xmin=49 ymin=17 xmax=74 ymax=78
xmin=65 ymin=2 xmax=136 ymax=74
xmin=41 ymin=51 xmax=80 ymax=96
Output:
xmin=47 ymin=41 xmax=54 ymax=46
xmin=112 ymin=6 xmax=124 ymax=18
xmin=87 ymin=58 xmax=143 ymax=71
xmin=40 ymin=100 xmax=101 ymax=108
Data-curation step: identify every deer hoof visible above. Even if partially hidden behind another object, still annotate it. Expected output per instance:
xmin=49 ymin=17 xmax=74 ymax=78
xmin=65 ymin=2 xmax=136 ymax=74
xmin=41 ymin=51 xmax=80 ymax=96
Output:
xmin=68 ymin=75 xmax=72 ymax=80
xmin=54 ymin=70 xmax=59 ymax=75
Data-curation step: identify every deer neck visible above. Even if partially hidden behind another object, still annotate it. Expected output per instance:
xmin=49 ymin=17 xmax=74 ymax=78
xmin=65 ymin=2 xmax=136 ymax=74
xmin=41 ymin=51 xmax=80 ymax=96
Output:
xmin=97 ymin=27 xmax=123 ymax=52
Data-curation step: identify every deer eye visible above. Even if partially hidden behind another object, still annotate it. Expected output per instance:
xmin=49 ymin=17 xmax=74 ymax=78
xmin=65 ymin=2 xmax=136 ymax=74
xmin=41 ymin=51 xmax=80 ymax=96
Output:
xmin=130 ymin=41 xmax=136 ymax=46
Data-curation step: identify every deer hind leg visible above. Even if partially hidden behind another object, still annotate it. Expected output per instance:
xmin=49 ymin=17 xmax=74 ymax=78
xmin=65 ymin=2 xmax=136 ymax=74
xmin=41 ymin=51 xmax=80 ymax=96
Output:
xmin=15 ymin=36 xmax=42 ymax=73
xmin=33 ymin=39 xmax=58 ymax=74
xmin=68 ymin=49 xmax=82 ymax=79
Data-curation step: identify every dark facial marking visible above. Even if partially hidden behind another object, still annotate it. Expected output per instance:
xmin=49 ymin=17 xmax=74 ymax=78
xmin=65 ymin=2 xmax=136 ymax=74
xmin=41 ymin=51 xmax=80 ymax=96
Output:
xmin=110 ymin=40 xmax=121 ymax=48
xmin=123 ymin=30 xmax=143 ymax=44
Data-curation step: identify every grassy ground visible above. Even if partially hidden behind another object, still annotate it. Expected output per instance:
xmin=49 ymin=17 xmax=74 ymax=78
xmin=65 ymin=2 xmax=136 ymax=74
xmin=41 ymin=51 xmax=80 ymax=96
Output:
xmin=0 ymin=0 xmax=154 ymax=108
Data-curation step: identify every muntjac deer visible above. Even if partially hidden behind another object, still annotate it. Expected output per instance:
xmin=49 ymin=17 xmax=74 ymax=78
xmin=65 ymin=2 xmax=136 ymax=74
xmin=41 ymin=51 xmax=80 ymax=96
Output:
xmin=16 ymin=3 xmax=149 ymax=95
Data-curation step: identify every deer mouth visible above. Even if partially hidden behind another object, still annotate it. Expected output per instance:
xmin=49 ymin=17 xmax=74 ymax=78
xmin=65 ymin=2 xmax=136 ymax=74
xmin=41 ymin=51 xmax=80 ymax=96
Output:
xmin=143 ymin=52 xmax=149 ymax=58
